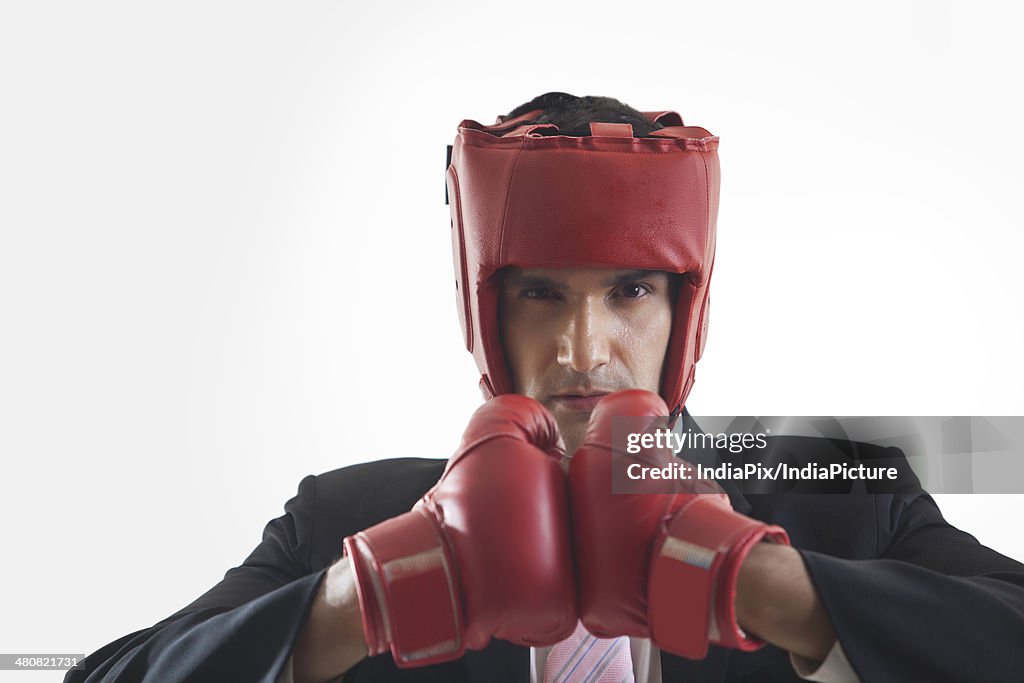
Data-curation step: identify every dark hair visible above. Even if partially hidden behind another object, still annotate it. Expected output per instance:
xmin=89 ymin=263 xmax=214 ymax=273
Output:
xmin=502 ymin=91 xmax=664 ymax=137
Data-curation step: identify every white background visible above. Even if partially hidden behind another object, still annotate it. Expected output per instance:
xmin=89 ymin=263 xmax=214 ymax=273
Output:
xmin=1 ymin=0 xmax=1022 ymax=678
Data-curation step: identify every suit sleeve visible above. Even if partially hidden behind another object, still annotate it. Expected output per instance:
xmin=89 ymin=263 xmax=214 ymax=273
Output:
xmin=798 ymin=492 xmax=1024 ymax=683
xmin=65 ymin=475 xmax=327 ymax=683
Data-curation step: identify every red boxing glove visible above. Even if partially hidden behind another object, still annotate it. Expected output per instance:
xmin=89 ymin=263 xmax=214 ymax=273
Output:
xmin=570 ymin=390 xmax=790 ymax=659
xmin=343 ymin=395 xmax=576 ymax=667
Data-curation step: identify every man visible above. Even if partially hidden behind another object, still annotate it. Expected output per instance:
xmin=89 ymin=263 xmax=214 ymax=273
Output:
xmin=67 ymin=93 xmax=1024 ymax=683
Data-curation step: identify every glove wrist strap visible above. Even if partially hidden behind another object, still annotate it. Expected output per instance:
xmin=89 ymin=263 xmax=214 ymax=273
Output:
xmin=648 ymin=497 xmax=790 ymax=658
xmin=343 ymin=508 xmax=465 ymax=667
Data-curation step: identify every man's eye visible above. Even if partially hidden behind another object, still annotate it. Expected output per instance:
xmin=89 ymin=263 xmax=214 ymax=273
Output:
xmin=619 ymin=283 xmax=650 ymax=299
xmin=522 ymin=288 xmax=553 ymax=300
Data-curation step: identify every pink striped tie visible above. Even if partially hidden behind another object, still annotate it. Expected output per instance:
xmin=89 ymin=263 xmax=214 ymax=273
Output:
xmin=542 ymin=620 xmax=635 ymax=683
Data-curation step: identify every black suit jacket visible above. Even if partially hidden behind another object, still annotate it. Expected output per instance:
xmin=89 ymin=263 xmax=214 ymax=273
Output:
xmin=67 ymin=439 xmax=1024 ymax=683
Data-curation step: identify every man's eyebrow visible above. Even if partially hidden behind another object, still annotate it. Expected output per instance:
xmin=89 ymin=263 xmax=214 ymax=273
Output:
xmin=601 ymin=269 xmax=667 ymax=287
xmin=502 ymin=272 xmax=568 ymax=290
xmin=502 ymin=269 xmax=668 ymax=290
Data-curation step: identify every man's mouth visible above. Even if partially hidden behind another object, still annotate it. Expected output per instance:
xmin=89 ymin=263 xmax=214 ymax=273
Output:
xmin=549 ymin=392 xmax=611 ymax=412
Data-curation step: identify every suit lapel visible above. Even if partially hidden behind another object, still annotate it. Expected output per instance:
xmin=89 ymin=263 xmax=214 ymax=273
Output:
xmin=661 ymin=646 xmax=733 ymax=683
xmin=463 ymin=639 xmax=529 ymax=683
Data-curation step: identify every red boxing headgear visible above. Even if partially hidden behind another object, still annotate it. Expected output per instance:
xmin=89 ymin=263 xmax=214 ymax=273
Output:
xmin=446 ymin=108 xmax=719 ymax=416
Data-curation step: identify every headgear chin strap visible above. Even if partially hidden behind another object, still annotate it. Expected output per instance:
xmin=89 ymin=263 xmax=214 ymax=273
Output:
xmin=446 ymin=108 xmax=719 ymax=416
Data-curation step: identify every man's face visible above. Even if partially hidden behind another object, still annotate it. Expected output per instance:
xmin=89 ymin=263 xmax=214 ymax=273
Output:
xmin=499 ymin=266 xmax=675 ymax=455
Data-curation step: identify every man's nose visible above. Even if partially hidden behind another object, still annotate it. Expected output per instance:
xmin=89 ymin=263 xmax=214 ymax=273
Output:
xmin=556 ymin=298 xmax=611 ymax=373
